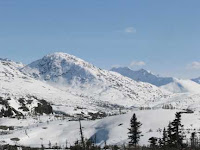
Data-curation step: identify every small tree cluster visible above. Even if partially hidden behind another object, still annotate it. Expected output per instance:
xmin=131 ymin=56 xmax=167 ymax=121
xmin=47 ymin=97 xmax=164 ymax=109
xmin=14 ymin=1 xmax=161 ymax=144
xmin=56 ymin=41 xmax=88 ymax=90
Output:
xmin=148 ymin=112 xmax=185 ymax=149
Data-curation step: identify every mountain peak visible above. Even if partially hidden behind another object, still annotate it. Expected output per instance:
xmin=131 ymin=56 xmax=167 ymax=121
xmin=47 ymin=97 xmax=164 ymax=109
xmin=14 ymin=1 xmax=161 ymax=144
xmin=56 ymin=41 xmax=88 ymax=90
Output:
xmin=45 ymin=52 xmax=77 ymax=59
xmin=137 ymin=68 xmax=151 ymax=74
xmin=111 ymin=67 xmax=150 ymax=74
xmin=22 ymin=52 xmax=98 ymax=84
xmin=43 ymin=52 xmax=86 ymax=65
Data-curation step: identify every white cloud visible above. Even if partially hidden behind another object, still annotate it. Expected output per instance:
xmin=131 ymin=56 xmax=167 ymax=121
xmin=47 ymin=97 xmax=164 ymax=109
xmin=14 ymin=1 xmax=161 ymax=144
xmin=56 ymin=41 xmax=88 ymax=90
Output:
xmin=124 ymin=27 xmax=136 ymax=33
xmin=187 ymin=61 xmax=200 ymax=70
xmin=129 ymin=61 xmax=146 ymax=68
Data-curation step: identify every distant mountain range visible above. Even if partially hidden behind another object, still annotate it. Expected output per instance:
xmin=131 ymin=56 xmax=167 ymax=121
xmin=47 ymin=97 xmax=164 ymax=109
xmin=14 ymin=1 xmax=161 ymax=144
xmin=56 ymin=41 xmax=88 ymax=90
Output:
xmin=111 ymin=67 xmax=200 ymax=94
xmin=192 ymin=77 xmax=200 ymax=84
xmin=110 ymin=67 xmax=174 ymax=86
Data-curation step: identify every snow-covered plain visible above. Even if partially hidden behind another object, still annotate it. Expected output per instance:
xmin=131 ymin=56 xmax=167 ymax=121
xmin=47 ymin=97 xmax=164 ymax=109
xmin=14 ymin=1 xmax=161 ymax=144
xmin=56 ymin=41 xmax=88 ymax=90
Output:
xmin=0 ymin=109 xmax=199 ymax=148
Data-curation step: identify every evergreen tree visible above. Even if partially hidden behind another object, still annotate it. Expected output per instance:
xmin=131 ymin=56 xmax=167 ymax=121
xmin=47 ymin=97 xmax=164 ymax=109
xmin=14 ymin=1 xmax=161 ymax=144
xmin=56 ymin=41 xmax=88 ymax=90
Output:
xmin=48 ymin=141 xmax=51 ymax=149
xmin=170 ymin=112 xmax=184 ymax=148
xmin=0 ymin=108 xmax=5 ymax=117
xmin=128 ymin=113 xmax=142 ymax=147
xmin=158 ymin=138 xmax=162 ymax=148
xmin=190 ymin=132 xmax=197 ymax=148
xmin=162 ymin=128 xmax=168 ymax=147
xmin=167 ymin=122 xmax=173 ymax=147
xmin=149 ymin=137 xmax=157 ymax=148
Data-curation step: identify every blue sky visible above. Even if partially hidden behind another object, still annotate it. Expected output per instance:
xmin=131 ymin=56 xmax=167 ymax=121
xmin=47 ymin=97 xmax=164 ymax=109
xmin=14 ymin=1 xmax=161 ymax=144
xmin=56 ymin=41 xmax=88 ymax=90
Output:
xmin=0 ymin=0 xmax=200 ymax=79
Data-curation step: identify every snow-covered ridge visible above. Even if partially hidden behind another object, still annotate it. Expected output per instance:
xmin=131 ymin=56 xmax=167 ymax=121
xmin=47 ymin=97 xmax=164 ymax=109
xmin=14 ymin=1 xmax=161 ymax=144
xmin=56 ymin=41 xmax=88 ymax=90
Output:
xmin=0 ymin=58 xmax=24 ymax=69
xmin=21 ymin=52 xmax=99 ymax=84
xmin=110 ymin=67 xmax=200 ymax=96
xmin=161 ymin=78 xmax=200 ymax=94
xmin=0 ymin=59 xmax=25 ymax=79
xmin=111 ymin=67 xmax=174 ymax=86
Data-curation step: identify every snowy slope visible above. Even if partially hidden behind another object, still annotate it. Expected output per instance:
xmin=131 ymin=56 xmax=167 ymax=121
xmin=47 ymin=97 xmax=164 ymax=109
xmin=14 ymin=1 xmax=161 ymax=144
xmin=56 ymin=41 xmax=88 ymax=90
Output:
xmin=160 ymin=78 xmax=200 ymax=94
xmin=0 ymin=109 xmax=199 ymax=147
xmin=157 ymin=79 xmax=200 ymax=110
xmin=0 ymin=58 xmax=24 ymax=69
xmin=111 ymin=67 xmax=174 ymax=86
xmin=21 ymin=52 xmax=169 ymax=108
xmin=0 ymin=59 xmax=127 ymax=116
xmin=111 ymin=67 xmax=200 ymax=95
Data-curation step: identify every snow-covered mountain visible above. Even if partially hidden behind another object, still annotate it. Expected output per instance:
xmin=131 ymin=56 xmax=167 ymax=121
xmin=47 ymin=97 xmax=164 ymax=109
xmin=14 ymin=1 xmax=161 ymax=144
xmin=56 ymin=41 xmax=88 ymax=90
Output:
xmin=192 ymin=77 xmax=200 ymax=84
xmin=110 ymin=67 xmax=200 ymax=96
xmin=111 ymin=67 xmax=174 ymax=86
xmin=0 ymin=58 xmax=83 ymax=117
xmin=0 ymin=53 xmax=171 ymax=118
xmin=148 ymin=79 xmax=200 ymax=110
xmin=1 ymin=52 xmax=200 ymax=116
xmin=0 ymin=58 xmax=120 ymax=117
xmin=160 ymin=78 xmax=200 ymax=94
xmin=21 ymin=52 xmax=169 ymax=108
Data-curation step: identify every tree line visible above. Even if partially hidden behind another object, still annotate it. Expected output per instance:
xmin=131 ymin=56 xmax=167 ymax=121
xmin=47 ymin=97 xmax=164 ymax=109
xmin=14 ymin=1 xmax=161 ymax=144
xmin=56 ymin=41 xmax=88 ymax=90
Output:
xmin=72 ymin=111 xmax=200 ymax=150
xmin=127 ymin=111 xmax=199 ymax=150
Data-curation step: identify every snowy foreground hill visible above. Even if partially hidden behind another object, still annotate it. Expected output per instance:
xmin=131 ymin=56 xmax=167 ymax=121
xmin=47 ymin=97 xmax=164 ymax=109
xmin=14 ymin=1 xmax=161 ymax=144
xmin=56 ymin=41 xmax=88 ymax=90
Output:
xmin=0 ymin=52 xmax=200 ymax=147
xmin=0 ymin=109 xmax=200 ymax=147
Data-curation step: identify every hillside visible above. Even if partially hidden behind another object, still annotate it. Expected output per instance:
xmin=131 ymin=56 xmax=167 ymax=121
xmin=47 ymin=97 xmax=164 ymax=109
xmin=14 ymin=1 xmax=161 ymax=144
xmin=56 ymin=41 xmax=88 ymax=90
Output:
xmin=160 ymin=78 xmax=200 ymax=94
xmin=0 ymin=54 xmax=172 ymax=119
xmin=0 ymin=109 xmax=198 ymax=147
